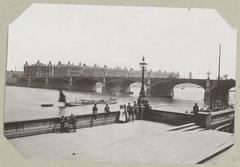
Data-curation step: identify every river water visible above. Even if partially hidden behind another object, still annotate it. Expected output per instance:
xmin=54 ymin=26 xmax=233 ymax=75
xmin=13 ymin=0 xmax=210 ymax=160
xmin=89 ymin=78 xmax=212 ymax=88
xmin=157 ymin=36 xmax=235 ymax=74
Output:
xmin=4 ymin=86 xmax=235 ymax=122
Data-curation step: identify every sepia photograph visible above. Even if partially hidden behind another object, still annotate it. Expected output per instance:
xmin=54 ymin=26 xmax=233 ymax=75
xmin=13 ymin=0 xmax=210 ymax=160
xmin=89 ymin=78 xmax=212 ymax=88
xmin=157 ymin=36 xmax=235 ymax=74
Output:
xmin=3 ymin=3 xmax=237 ymax=164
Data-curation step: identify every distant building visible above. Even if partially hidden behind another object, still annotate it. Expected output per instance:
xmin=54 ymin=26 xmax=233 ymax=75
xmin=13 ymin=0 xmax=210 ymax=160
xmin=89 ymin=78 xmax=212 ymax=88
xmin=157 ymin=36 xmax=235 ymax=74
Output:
xmin=6 ymin=70 xmax=24 ymax=78
xmin=53 ymin=61 xmax=82 ymax=77
xmin=5 ymin=70 xmax=24 ymax=84
xmin=24 ymin=60 xmax=53 ymax=77
xmin=22 ymin=60 xmax=180 ymax=79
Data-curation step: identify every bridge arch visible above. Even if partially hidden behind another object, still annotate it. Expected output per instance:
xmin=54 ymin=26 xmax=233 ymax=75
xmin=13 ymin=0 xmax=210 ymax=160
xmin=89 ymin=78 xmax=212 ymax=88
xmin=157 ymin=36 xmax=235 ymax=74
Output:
xmin=173 ymin=83 xmax=205 ymax=101
xmin=129 ymin=82 xmax=147 ymax=96
xmin=171 ymin=81 xmax=206 ymax=90
xmin=71 ymin=78 xmax=102 ymax=92
xmin=149 ymin=79 xmax=206 ymax=97
xmin=105 ymin=78 xmax=138 ymax=94
xmin=95 ymin=82 xmax=103 ymax=93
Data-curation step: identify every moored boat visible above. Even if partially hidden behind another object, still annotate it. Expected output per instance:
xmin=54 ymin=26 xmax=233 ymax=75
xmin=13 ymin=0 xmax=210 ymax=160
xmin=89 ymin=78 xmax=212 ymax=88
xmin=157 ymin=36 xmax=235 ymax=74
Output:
xmin=41 ymin=104 xmax=53 ymax=107
xmin=76 ymin=98 xmax=118 ymax=105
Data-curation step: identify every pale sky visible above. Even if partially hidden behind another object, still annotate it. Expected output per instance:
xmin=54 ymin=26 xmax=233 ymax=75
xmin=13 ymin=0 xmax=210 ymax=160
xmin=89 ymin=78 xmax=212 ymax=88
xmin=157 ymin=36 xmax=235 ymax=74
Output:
xmin=7 ymin=3 xmax=237 ymax=79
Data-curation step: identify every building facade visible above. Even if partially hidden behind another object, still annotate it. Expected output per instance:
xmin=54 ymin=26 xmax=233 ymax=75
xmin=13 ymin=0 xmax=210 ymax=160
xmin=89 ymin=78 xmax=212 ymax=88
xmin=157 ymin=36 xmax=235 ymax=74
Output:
xmin=23 ymin=60 xmax=180 ymax=78
xmin=24 ymin=60 xmax=53 ymax=77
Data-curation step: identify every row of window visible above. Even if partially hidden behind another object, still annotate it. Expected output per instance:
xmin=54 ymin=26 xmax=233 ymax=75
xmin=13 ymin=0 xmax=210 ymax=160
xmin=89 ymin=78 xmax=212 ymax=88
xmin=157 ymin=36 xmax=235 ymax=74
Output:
xmin=24 ymin=66 xmax=179 ymax=78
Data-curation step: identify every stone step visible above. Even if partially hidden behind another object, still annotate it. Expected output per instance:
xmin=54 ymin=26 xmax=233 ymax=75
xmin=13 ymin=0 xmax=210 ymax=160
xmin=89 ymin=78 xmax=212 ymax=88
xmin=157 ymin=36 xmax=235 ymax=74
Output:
xmin=167 ymin=123 xmax=196 ymax=131
xmin=194 ymin=128 xmax=206 ymax=132
xmin=182 ymin=125 xmax=202 ymax=132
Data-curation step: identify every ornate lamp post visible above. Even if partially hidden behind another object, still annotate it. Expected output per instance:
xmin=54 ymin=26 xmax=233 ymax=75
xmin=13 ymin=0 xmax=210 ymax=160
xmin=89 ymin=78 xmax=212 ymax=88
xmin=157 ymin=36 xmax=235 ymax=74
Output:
xmin=137 ymin=57 xmax=148 ymax=120
xmin=139 ymin=57 xmax=147 ymax=97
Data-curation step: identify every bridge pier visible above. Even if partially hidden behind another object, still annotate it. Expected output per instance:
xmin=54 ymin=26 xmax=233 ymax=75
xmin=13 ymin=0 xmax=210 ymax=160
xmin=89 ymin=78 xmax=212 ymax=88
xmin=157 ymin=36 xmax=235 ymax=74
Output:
xmin=211 ymin=88 xmax=230 ymax=108
xmin=45 ymin=77 xmax=48 ymax=88
xmin=204 ymin=79 xmax=211 ymax=107
xmin=102 ymin=77 xmax=106 ymax=93
xmin=27 ymin=78 xmax=31 ymax=87
xmin=69 ymin=77 xmax=72 ymax=90
xmin=146 ymin=74 xmax=151 ymax=96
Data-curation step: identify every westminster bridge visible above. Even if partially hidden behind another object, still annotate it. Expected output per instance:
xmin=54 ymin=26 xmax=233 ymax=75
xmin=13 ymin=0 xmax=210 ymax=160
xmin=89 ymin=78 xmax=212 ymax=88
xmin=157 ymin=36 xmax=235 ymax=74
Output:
xmin=13 ymin=75 xmax=235 ymax=105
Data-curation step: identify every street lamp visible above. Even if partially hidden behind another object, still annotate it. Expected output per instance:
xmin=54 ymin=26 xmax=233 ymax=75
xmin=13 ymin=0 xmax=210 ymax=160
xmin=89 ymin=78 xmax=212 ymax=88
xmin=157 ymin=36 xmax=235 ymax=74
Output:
xmin=139 ymin=57 xmax=147 ymax=97
xmin=137 ymin=57 xmax=148 ymax=120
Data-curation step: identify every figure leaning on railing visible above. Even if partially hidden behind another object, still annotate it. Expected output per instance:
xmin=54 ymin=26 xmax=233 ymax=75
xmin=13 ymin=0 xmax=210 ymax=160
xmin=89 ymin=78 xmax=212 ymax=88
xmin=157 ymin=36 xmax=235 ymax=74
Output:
xmin=53 ymin=114 xmax=77 ymax=133
xmin=193 ymin=103 xmax=199 ymax=116
xmin=91 ymin=104 xmax=98 ymax=127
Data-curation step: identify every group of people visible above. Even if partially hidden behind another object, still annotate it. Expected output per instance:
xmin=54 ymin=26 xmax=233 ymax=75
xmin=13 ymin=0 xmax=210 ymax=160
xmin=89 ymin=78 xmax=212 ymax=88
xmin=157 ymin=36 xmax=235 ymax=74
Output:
xmin=119 ymin=101 xmax=138 ymax=123
xmin=58 ymin=114 xmax=76 ymax=133
xmin=57 ymin=90 xmax=142 ymax=130
xmin=90 ymin=101 xmax=138 ymax=125
xmin=90 ymin=103 xmax=111 ymax=127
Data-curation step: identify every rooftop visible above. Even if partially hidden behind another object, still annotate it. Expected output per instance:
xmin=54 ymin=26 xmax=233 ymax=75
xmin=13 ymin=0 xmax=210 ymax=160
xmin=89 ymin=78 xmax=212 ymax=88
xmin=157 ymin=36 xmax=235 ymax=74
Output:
xmin=9 ymin=121 xmax=233 ymax=164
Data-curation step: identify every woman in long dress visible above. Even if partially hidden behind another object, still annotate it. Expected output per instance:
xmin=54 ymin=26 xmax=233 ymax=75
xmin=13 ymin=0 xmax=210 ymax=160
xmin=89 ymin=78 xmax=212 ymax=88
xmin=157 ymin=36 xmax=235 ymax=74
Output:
xmin=119 ymin=105 xmax=126 ymax=123
xmin=124 ymin=105 xmax=129 ymax=122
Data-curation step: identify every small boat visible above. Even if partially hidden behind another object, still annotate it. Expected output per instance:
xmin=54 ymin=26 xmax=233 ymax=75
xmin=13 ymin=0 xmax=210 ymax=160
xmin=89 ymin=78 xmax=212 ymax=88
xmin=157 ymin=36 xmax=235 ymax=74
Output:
xmin=66 ymin=102 xmax=84 ymax=107
xmin=77 ymin=98 xmax=118 ymax=105
xmin=41 ymin=104 xmax=53 ymax=107
xmin=106 ymin=101 xmax=117 ymax=104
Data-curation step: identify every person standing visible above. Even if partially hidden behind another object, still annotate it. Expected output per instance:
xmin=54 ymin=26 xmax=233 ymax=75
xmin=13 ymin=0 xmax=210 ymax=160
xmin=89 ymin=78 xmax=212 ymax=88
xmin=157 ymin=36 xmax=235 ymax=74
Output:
xmin=60 ymin=116 xmax=65 ymax=133
xmin=123 ymin=105 xmax=129 ymax=122
xmin=127 ymin=103 xmax=134 ymax=122
xmin=193 ymin=103 xmax=199 ymax=116
xmin=104 ymin=104 xmax=110 ymax=124
xmin=91 ymin=103 xmax=98 ymax=127
xmin=133 ymin=101 xmax=137 ymax=120
xmin=104 ymin=104 xmax=110 ymax=113
xmin=193 ymin=103 xmax=199 ymax=123
xmin=69 ymin=114 xmax=76 ymax=132
xmin=119 ymin=105 xmax=126 ymax=123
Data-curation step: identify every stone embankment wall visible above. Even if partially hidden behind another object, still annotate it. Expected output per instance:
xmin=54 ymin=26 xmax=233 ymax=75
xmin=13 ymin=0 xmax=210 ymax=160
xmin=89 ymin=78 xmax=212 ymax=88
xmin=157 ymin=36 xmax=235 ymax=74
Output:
xmin=4 ymin=108 xmax=234 ymax=139
xmin=4 ymin=112 xmax=120 ymax=139
xmin=143 ymin=109 xmax=195 ymax=125
xmin=144 ymin=108 xmax=234 ymax=131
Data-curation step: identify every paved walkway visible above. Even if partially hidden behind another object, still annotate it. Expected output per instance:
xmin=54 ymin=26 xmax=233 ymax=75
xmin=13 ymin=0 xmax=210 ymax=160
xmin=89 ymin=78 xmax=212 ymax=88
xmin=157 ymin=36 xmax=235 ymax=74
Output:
xmin=9 ymin=121 xmax=233 ymax=163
